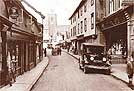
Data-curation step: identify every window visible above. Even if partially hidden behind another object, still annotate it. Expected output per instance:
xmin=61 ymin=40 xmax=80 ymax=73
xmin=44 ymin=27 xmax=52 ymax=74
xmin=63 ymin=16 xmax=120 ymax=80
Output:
xmin=74 ymin=26 xmax=76 ymax=35
xmin=78 ymin=11 xmax=80 ymax=18
xmin=84 ymin=18 xmax=87 ymax=32
xmin=17 ymin=9 xmax=23 ymax=23
xmin=73 ymin=15 xmax=76 ymax=23
xmin=71 ymin=19 xmax=72 ymax=24
xmin=78 ymin=23 xmax=79 ymax=34
xmin=71 ymin=29 xmax=72 ymax=36
xmin=91 ymin=13 xmax=94 ymax=29
xmin=81 ymin=8 xmax=83 ymax=16
xmin=91 ymin=0 xmax=94 ymax=6
xmin=81 ymin=21 xmax=83 ymax=33
xmin=73 ymin=27 xmax=75 ymax=36
xmin=109 ymin=0 xmax=114 ymax=14
xmin=84 ymin=4 xmax=87 ymax=12
xmin=119 ymin=0 xmax=123 ymax=8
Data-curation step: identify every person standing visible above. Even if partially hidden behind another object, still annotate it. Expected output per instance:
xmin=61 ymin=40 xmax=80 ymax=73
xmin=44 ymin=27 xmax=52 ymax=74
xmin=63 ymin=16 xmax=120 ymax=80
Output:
xmin=127 ymin=51 xmax=134 ymax=87
xmin=44 ymin=48 xmax=47 ymax=57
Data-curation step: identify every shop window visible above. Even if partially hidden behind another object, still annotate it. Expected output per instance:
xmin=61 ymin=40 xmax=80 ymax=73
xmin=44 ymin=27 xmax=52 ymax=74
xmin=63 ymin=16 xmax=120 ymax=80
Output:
xmin=91 ymin=13 xmax=94 ymax=29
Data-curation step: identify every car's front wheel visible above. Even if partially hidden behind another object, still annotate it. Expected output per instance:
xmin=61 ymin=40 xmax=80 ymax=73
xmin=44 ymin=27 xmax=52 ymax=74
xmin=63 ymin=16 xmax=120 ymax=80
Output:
xmin=79 ymin=63 xmax=82 ymax=69
xmin=83 ymin=66 xmax=88 ymax=74
xmin=105 ymin=69 xmax=111 ymax=75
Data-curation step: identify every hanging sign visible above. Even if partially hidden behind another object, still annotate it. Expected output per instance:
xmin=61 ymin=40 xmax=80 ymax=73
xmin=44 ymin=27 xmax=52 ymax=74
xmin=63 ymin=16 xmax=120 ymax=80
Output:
xmin=9 ymin=7 xmax=19 ymax=19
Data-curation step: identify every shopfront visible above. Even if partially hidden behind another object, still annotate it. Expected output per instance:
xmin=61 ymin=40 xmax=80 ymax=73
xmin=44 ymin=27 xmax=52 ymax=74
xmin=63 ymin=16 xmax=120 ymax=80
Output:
xmin=76 ymin=34 xmax=84 ymax=55
xmin=98 ymin=5 xmax=133 ymax=63
xmin=0 ymin=16 xmax=12 ymax=86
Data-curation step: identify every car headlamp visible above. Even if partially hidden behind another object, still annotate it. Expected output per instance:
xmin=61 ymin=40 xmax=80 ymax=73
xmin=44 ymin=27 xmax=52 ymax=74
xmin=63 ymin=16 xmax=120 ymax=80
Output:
xmin=103 ymin=57 xmax=106 ymax=62
xmin=90 ymin=57 xmax=94 ymax=61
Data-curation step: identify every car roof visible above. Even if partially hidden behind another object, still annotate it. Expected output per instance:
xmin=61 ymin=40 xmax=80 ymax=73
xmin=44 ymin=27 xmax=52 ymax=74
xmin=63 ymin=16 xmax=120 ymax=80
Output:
xmin=82 ymin=43 xmax=104 ymax=47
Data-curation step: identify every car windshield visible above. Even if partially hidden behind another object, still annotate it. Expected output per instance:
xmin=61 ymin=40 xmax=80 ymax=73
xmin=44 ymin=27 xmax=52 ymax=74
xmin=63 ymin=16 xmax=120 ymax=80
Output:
xmin=84 ymin=46 xmax=104 ymax=60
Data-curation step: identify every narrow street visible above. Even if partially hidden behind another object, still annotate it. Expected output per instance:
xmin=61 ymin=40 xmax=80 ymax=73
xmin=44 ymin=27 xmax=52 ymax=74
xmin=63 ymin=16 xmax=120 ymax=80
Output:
xmin=31 ymin=49 xmax=132 ymax=91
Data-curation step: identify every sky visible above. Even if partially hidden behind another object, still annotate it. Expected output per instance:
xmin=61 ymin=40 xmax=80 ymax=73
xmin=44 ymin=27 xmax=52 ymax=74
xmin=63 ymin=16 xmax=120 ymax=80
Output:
xmin=22 ymin=0 xmax=81 ymax=25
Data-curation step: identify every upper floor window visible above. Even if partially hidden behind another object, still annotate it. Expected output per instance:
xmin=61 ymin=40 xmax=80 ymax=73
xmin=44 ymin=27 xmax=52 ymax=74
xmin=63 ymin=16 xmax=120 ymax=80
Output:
xmin=78 ymin=23 xmax=80 ymax=34
xmin=84 ymin=18 xmax=87 ymax=32
xmin=84 ymin=4 xmax=87 ymax=12
xmin=74 ymin=26 xmax=76 ymax=35
xmin=78 ymin=11 xmax=80 ymax=18
xmin=81 ymin=21 xmax=83 ymax=33
xmin=91 ymin=13 xmax=94 ymax=29
xmin=81 ymin=8 xmax=83 ymax=16
xmin=109 ymin=0 xmax=114 ymax=14
xmin=71 ymin=19 xmax=72 ymax=24
xmin=119 ymin=0 xmax=123 ymax=8
xmin=91 ymin=0 xmax=94 ymax=6
xmin=71 ymin=29 xmax=72 ymax=36
xmin=73 ymin=15 xmax=76 ymax=23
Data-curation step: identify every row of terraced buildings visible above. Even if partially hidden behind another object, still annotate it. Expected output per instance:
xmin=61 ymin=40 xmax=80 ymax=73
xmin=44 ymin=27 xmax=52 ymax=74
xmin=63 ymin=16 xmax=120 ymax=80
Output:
xmin=67 ymin=0 xmax=134 ymax=63
xmin=0 ymin=0 xmax=43 ymax=87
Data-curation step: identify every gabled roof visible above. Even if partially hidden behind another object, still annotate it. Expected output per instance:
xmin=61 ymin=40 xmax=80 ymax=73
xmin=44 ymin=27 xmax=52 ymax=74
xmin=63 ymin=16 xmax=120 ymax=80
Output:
xmin=69 ymin=0 xmax=87 ymax=20
xmin=12 ymin=0 xmax=37 ymax=21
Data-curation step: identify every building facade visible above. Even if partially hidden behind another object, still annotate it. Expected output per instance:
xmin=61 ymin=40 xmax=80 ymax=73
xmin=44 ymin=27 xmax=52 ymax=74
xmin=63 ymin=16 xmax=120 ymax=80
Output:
xmin=97 ymin=0 xmax=134 ymax=63
xmin=69 ymin=0 xmax=100 ymax=55
xmin=0 ymin=0 xmax=43 ymax=86
xmin=69 ymin=0 xmax=134 ymax=63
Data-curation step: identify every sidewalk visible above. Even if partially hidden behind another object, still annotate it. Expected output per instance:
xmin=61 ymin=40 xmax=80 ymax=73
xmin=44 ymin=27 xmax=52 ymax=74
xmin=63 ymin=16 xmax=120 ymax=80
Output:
xmin=62 ymin=49 xmax=133 ymax=87
xmin=0 ymin=57 xmax=49 ymax=91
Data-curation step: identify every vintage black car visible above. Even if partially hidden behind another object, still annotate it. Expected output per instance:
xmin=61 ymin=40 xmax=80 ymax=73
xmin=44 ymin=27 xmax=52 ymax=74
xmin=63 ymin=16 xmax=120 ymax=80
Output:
xmin=79 ymin=43 xmax=111 ymax=74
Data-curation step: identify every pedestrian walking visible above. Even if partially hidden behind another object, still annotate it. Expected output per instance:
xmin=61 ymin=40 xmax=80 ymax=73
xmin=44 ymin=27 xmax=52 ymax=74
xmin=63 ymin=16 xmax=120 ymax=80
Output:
xmin=44 ymin=48 xmax=47 ymax=57
xmin=127 ymin=51 xmax=134 ymax=87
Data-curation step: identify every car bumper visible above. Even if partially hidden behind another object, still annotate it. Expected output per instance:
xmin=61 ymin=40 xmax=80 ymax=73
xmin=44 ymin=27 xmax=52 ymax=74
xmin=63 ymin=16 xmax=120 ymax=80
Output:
xmin=85 ymin=65 xmax=111 ymax=74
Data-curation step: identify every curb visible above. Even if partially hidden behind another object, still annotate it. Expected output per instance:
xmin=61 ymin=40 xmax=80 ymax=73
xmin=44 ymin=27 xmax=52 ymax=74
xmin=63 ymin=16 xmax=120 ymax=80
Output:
xmin=62 ymin=50 xmax=79 ymax=61
xmin=26 ymin=57 xmax=50 ymax=91
xmin=110 ymin=73 xmax=128 ymax=85
xmin=111 ymin=74 xmax=134 ymax=89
